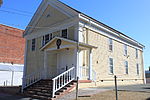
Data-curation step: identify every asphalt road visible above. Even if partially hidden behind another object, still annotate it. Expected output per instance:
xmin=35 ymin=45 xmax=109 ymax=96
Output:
xmin=58 ymin=84 xmax=150 ymax=100
xmin=0 ymin=93 xmax=39 ymax=100
xmin=0 ymin=84 xmax=150 ymax=100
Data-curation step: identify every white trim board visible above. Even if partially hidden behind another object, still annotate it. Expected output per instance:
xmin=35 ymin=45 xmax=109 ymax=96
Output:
xmin=79 ymin=14 xmax=144 ymax=49
xmin=25 ymin=17 xmax=79 ymax=40
xmin=79 ymin=22 xmax=143 ymax=51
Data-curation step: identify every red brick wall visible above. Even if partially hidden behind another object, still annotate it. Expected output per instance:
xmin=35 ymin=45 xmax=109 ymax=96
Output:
xmin=0 ymin=24 xmax=25 ymax=64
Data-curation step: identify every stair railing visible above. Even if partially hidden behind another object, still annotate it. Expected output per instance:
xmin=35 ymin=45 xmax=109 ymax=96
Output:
xmin=22 ymin=68 xmax=44 ymax=92
xmin=52 ymin=67 xmax=75 ymax=97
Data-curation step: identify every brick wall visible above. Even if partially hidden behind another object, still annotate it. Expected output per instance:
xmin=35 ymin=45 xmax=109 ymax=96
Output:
xmin=0 ymin=24 xmax=25 ymax=64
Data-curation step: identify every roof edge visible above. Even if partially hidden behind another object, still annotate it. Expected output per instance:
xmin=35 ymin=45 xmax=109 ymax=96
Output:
xmin=79 ymin=13 xmax=145 ymax=49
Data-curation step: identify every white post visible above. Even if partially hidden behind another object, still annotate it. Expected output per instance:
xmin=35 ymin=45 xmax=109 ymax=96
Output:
xmin=44 ymin=51 xmax=47 ymax=79
xmin=11 ymin=71 xmax=14 ymax=86
xmin=52 ymin=79 xmax=55 ymax=97
xmin=89 ymin=49 xmax=92 ymax=80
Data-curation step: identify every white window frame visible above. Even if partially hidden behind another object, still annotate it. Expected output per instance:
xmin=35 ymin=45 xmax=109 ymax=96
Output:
xmin=61 ymin=29 xmax=68 ymax=38
xmin=31 ymin=38 xmax=36 ymax=51
xmin=109 ymin=58 xmax=114 ymax=74
xmin=124 ymin=44 xmax=127 ymax=56
xmin=41 ymin=33 xmax=53 ymax=46
xmin=108 ymin=38 xmax=113 ymax=51
xmin=124 ymin=61 xmax=128 ymax=74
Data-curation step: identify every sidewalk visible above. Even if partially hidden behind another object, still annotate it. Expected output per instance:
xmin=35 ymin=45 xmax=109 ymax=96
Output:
xmin=58 ymin=84 xmax=150 ymax=100
xmin=58 ymin=88 xmax=111 ymax=100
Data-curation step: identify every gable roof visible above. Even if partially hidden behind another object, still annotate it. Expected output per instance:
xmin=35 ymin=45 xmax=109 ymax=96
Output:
xmin=23 ymin=0 xmax=78 ymax=36
xmin=24 ymin=0 xmax=144 ymax=48
xmin=58 ymin=0 xmax=144 ymax=48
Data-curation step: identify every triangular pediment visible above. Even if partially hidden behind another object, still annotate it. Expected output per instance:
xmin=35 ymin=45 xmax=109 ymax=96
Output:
xmin=40 ymin=37 xmax=76 ymax=51
xmin=24 ymin=0 xmax=79 ymax=37
xmin=40 ymin=37 xmax=97 ymax=51
xmin=32 ymin=5 xmax=69 ymax=33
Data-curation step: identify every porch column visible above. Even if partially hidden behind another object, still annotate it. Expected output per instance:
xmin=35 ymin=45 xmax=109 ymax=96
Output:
xmin=44 ymin=51 xmax=47 ymax=79
xmin=89 ymin=49 xmax=92 ymax=80
xmin=76 ymin=48 xmax=79 ymax=79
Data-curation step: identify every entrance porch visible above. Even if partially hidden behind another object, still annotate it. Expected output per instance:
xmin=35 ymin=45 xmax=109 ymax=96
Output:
xmin=22 ymin=37 xmax=97 ymax=97
xmin=41 ymin=37 xmax=97 ymax=80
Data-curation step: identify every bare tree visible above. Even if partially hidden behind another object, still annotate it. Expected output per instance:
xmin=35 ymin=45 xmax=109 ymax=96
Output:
xmin=0 ymin=0 xmax=3 ymax=6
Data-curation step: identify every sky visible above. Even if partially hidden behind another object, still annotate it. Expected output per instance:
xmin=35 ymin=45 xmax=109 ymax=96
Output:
xmin=0 ymin=0 xmax=149 ymax=70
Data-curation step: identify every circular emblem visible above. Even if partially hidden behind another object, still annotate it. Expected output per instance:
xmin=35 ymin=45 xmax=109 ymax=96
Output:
xmin=56 ymin=39 xmax=61 ymax=49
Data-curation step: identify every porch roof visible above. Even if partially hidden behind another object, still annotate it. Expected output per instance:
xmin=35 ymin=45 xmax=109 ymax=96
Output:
xmin=40 ymin=37 xmax=97 ymax=51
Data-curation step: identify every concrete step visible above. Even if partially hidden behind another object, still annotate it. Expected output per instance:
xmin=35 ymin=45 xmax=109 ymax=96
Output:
xmin=32 ymin=94 xmax=50 ymax=100
xmin=36 ymin=92 xmax=52 ymax=97
xmin=33 ymin=85 xmax=53 ymax=88
xmin=23 ymin=79 xmax=76 ymax=100
xmin=31 ymin=86 xmax=52 ymax=90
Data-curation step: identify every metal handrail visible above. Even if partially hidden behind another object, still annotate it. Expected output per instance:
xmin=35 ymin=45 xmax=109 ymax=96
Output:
xmin=52 ymin=67 xmax=75 ymax=97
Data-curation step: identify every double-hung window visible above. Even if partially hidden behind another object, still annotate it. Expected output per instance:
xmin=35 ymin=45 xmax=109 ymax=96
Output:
xmin=136 ymin=64 xmax=139 ymax=75
xmin=109 ymin=58 xmax=113 ymax=74
xmin=124 ymin=44 xmax=127 ymax=56
xmin=109 ymin=38 xmax=113 ymax=51
xmin=45 ymin=34 xmax=50 ymax=44
xmin=42 ymin=33 xmax=53 ymax=46
xmin=31 ymin=38 xmax=36 ymax=51
xmin=125 ymin=61 xmax=128 ymax=74
xmin=62 ymin=29 xmax=68 ymax=38
xmin=136 ymin=49 xmax=138 ymax=58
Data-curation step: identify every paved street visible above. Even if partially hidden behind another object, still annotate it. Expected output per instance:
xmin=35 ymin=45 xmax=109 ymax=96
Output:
xmin=0 ymin=93 xmax=39 ymax=100
xmin=0 ymin=84 xmax=149 ymax=100
xmin=58 ymin=84 xmax=150 ymax=100
xmin=99 ymin=84 xmax=150 ymax=92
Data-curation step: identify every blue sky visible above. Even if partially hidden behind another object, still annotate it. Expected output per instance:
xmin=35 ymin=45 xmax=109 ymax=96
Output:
xmin=0 ymin=0 xmax=149 ymax=70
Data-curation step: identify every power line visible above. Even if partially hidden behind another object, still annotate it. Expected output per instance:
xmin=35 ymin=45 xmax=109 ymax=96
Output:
xmin=0 ymin=22 xmax=52 ymax=29
xmin=1 ymin=7 xmax=33 ymax=14
xmin=0 ymin=9 xmax=31 ymax=17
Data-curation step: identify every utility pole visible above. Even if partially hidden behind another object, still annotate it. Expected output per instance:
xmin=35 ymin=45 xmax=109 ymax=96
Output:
xmin=76 ymin=77 xmax=79 ymax=100
xmin=114 ymin=75 xmax=118 ymax=100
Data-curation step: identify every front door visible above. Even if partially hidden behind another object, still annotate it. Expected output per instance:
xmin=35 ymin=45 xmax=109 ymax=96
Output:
xmin=57 ymin=49 xmax=74 ymax=75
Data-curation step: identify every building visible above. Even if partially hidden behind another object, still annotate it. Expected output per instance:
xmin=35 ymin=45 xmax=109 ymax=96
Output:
xmin=22 ymin=0 xmax=145 ymax=99
xmin=145 ymin=70 xmax=150 ymax=84
xmin=0 ymin=24 xmax=24 ymax=86
xmin=0 ymin=24 xmax=25 ymax=64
